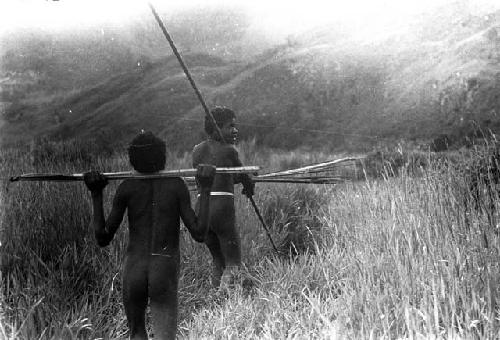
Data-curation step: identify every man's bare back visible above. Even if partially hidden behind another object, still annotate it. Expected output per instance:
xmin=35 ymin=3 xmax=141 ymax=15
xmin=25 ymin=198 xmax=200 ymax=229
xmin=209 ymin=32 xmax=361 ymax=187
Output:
xmin=107 ymin=178 xmax=206 ymax=255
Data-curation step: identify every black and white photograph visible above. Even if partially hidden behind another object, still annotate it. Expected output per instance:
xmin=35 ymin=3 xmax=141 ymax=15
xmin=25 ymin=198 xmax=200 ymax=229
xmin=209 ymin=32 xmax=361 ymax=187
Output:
xmin=1 ymin=0 xmax=500 ymax=338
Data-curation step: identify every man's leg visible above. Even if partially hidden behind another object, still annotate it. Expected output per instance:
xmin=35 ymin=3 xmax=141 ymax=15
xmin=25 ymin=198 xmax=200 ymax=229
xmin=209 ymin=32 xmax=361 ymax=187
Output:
xmin=148 ymin=256 xmax=179 ymax=340
xmin=122 ymin=256 xmax=149 ymax=340
xmin=208 ymin=197 xmax=240 ymax=288
xmin=205 ymin=230 xmax=225 ymax=287
xmin=216 ymin=214 xmax=242 ymax=288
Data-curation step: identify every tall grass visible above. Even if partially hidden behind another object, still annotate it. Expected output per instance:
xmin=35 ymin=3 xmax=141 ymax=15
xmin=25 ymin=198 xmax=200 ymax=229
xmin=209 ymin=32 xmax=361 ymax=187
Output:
xmin=1 ymin=140 xmax=499 ymax=339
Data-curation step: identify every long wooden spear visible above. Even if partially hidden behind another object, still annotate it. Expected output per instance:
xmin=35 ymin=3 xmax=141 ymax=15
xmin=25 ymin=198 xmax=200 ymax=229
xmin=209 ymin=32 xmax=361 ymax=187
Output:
xmin=148 ymin=2 xmax=226 ymax=144
xmin=148 ymin=2 xmax=278 ymax=252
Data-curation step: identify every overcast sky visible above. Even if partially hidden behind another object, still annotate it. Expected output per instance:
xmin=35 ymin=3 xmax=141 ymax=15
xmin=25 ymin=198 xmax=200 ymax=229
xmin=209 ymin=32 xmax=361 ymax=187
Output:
xmin=1 ymin=0 xmax=499 ymax=38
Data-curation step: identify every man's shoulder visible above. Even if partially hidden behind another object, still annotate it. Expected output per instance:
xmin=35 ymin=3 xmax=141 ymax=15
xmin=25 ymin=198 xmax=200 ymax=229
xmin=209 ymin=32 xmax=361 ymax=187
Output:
xmin=208 ymin=140 xmax=238 ymax=152
xmin=193 ymin=140 xmax=210 ymax=160
xmin=210 ymin=144 xmax=239 ymax=162
xmin=112 ymin=179 xmax=135 ymax=199
xmin=193 ymin=140 xmax=210 ymax=155
xmin=193 ymin=140 xmax=239 ymax=164
xmin=193 ymin=140 xmax=209 ymax=150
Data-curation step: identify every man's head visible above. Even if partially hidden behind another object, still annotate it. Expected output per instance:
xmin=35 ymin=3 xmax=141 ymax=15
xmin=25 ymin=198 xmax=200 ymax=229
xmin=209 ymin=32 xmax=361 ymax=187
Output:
xmin=204 ymin=107 xmax=238 ymax=144
xmin=128 ymin=131 xmax=166 ymax=173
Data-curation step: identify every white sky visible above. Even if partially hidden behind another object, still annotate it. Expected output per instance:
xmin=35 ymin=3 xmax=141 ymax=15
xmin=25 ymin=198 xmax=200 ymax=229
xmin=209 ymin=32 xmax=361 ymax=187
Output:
xmin=0 ymin=0 xmax=499 ymax=37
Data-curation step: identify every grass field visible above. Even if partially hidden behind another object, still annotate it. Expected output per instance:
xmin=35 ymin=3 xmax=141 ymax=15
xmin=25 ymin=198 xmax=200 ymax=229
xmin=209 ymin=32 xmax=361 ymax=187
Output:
xmin=1 ymin=140 xmax=499 ymax=339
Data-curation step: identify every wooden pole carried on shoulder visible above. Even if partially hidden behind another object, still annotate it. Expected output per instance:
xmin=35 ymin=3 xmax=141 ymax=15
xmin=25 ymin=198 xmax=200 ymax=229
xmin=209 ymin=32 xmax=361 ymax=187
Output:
xmin=10 ymin=166 xmax=260 ymax=182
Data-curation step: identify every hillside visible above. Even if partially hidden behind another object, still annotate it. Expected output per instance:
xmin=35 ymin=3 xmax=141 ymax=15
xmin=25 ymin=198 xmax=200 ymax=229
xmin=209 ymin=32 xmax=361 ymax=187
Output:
xmin=0 ymin=5 xmax=271 ymax=94
xmin=1 ymin=4 xmax=500 ymax=151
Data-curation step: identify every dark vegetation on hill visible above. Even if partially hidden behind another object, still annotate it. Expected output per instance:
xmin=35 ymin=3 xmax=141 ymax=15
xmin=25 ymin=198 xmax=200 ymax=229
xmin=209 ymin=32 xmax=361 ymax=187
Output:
xmin=1 ymin=4 xmax=500 ymax=153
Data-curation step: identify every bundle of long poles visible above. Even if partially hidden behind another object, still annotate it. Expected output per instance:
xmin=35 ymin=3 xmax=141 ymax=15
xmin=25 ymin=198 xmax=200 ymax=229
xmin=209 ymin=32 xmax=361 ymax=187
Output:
xmin=253 ymin=156 xmax=363 ymax=184
xmin=183 ymin=175 xmax=345 ymax=187
xmin=259 ymin=157 xmax=362 ymax=178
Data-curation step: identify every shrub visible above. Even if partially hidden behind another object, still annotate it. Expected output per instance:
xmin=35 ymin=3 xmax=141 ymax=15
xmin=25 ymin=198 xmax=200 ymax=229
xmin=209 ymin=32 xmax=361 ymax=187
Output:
xmin=361 ymin=149 xmax=430 ymax=179
xmin=261 ymin=186 xmax=328 ymax=256
xmin=430 ymin=134 xmax=451 ymax=152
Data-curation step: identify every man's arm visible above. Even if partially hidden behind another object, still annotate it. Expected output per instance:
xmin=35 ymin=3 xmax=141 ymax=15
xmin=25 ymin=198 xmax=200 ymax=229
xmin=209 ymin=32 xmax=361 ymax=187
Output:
xmin=228 ymin=146 xmax=255 ymax=197
xmin=84 ymin=171 xmax=126 ymax=247
xmin=179 ymin=165 xmax=215 ymax=242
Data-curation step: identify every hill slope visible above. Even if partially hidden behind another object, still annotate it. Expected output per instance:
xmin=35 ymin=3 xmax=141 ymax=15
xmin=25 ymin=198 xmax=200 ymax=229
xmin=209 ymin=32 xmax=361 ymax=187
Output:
xmin=1 ymin=5 xmax=500 ymax=151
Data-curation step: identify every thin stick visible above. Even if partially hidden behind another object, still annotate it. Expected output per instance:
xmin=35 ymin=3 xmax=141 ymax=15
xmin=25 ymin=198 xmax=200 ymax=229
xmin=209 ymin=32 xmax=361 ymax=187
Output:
xmin=248 ymin=196 xmax=279 ymax=253
xmin=10 ymin=166 xmax=260 ymax=182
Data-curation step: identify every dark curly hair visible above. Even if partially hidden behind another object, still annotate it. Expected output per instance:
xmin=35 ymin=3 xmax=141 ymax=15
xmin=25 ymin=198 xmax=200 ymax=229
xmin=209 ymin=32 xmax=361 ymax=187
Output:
xmin=128 ymin=131 xmax=166 ymax=173
xmin=204 ymin=106 xmax=236 ymax=137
